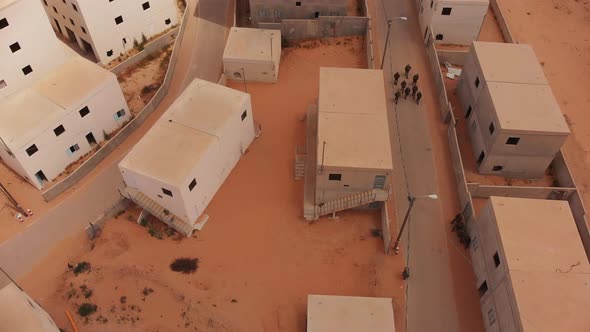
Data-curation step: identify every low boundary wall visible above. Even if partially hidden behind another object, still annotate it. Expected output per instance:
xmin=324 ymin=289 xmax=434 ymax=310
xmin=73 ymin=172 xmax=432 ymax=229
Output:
xmin=489 ymin=0 xmax=515 ymax=43
xmin=425 ymin=29 xmax=452 ymax=123
xmin=41 ymin=8 xmax=190 ymax=201
xmin=363 ymin=0 xmax=375 ymax=68
xmin=110 ymin=28 xmax=179 ymax=75
xmin=261 ymin=16 xmax=368 ymax=40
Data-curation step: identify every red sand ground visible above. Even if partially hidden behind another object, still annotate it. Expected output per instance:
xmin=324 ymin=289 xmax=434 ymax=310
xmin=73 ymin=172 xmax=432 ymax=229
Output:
xmin=20 ymin=37 xmax=407 ymax=332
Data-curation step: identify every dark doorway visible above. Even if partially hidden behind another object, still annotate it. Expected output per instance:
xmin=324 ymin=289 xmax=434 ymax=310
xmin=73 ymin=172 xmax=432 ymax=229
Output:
xmin=35 ymin=170 xmax=48 ymax=185
xmin=477 ymin=151 xmax=485 ymax=165
xmin=86 ymin=132 xmax=97 ymax=146
xmin=80 ymin=37 xmax=93 ymax=54
xmin=54 ymin=18 xmax=62 ymax=34
xmin=65 ymin=26 xmax=77 ymax=43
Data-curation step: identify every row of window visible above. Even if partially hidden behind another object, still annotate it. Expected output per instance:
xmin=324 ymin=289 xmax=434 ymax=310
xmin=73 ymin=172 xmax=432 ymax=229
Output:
xmin=0 ymin=19 xmax=33 ymax=86
xmin=24 ymin=107 xmax=125 ymax=157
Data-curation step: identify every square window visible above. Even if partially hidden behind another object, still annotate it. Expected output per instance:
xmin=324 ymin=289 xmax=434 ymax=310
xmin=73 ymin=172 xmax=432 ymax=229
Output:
xmin=0 ymin=80 xmax=6 ymax=89
xmin=328 ymin=173 xmax=342 ymax=181
xmin=26 ymin=144 xmax=39 ymax=156
xmin=69 ymin=144 xmax=80 ymax=153
xmin=241 ymin=110 xmax=247 ymax=121
xmin=493 ymin=251 xmax=500 ymax=267
xmin=81 ymin=26 xmax=86 ymax=33
xmin=72 ymin=3 xmax=77 ymax=11
xmin=115 ymin=16 xmax=123 ymax=25
xmin=9 ymin=42 xmax=20 ymax=53
xmin=142 ymin=1 xmax=150 ymax=10
xmin=188 ymin=179 xmax=197 ymax=191
xmin=69 ymin=18 xmax=75 ymax=26
xmin=489 ymin=122 xmax=495 ymax=135
xmin=53 ymin=6 xmax=57 ymax=13
xmin=106 ymin=50 xmax=113 ymax=56
xmin=53 ymin=125 xmax=65 ymax=136
xmin=296 ymin=1 xmax=302 ymax=6
xmin=506 ymin=137 xmax=520 ymax=145
xmin=162 ymin=188 xmax=173 ymax=197
xmin=1 ymin=18 xmax=10 ymax=29
xmin=475 ymin=76 xmax=480 ymax=88
xmin=22 ymin=65 xmax=33 ymax=75
xmin=478 ymin=281 xmax=488 ymax=297
xmin=165 ymin=18 xmax=171 ymax=25
xmin=79 ymin=106 xmax=90 ymax=117
xmin=492 ymin=165 xmax=503 ymax=172
xmin=116 ymin=109 xmax=126 ymax=118
xmin=441 ymin=7 xmax=452 ymax=15
xmin=435 ymin=34 xmax=443 ymax=40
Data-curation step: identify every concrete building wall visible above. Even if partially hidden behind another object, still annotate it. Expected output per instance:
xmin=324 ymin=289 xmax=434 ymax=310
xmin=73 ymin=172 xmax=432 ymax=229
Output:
xmin=0 ymin=0 xmax=69 ymax=97
xmin=41 ymin=0 xmax=178 ymax=64
xmin=250 ymin=0 xmax=348 ymax=25
xmin=417 ymin=0 xmax=488 ymax=45
xmin=224 ymin=60 xmax=278 ymax=82
xmin=315 ymin=167 xmax=391 ymax=203
xmin=7 ymin=76 xmax=130 ymax=189
xmin=0 ymin=282 xmax=61 ymax=332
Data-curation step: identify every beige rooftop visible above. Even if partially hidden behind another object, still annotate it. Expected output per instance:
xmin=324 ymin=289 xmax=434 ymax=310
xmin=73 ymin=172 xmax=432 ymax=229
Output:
xmin=488 ymin=196 xmax=590 ymax=331
xmin=307 ymin=295 xmax=395 ymax=332
xmin=223 ymin=27 xmax=281 ymax=63
xmin=0 ymin=57 xmax=113 ymax=151
xmin=487 ymin=82 xmax=569 ymax=135
xmin=472 ymin=42 xmax=548 ymax=85
xmin=119 ymin=79 xmax=249 ymax=186
xmin=317 ymin=67 xmax=393 ymax=170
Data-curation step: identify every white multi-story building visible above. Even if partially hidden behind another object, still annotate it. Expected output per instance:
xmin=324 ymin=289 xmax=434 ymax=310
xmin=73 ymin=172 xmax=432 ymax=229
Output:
xmin=0 ymin=0 xmax=131 ymax=190
xmin=0 ymin=0 xmax=70 ymax=97
xmin=40 ymin=0 xmax=179 ymax=64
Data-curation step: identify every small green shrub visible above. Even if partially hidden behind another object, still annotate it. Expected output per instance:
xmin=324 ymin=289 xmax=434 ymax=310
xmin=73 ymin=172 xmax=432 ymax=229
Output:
xmin=73 ymin=262 xmax=91 ymax=276
xmin=77 ymin=303 xmax=98 ymax=317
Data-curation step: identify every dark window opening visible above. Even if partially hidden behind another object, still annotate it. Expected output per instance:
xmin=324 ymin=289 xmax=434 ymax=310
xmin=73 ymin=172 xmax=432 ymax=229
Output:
xmin=115 ymin=16 xmax=123 ymax=25
xmin=465 ymin=105 xmax=472 ymax=118
xmin=26 ymin=144 xmax=39 ymax=156
xmin=69 ymin=144 xmax=80 ymax=153
xmin=478 ymin=281 xmax=488 ymax=297
xmin=241 ymin=110 xmax=247 ymax=121
xmin=0 ymin=80 xmax=6 ymax=89
xmin=430 ymin=0 xmax=433 ymax=8
xmin=107 ymin=50 xmax=113 ymax=56
xmin=69 ymin=18 xmax=75 ymax=26
xmin=43 ymin=0 xmax=47 ymax=6
xmin=329 ymin=173 xmax=342 ymax=181
xmin=165 ymin=18 xmax=171 ymax=25
xmin=441 ymin=7 xmax=452 ymax=15
xmin=435 ymin=34 xmax=443 ymax=40
xmin=493 ymin=252 xmax=500 ymax=267
xmin=79 ymin=106 xmax=90 ymax=117
xmin=489 ymin=122 xmax=495 ymax=135
xmin=52 ymin=6 xmax=57 ymax=13
xmin=296 ymin=1 xmax=302 ymax=6
xmin=477 ymin=151 xmax=485 ymax=165
xmin=233 ymin=71 xmax=242 ymax=78
xmin=72 ymin=3 xmax=78 ymax=11
xmin=506 ymin=137 xmax=520 ymax=145
xmin=162 ymin=188 xmax=173 ymax=197
xmin=142 ymin=1 xmax=150 ymax=10
xmin=53 ymin=125 xmax=65 ymax=136
xmin=116 ymin=109 xmax=126 ymax=118
xmin=492 ymin=165 xmax=503 ymax=172
xmin=488 ymin=309 xmax=496 ymax=326
xmin=22 ymin=65 xmax=33 ymax=75
xmin=475 ymin=76 xmax=480 ymax=88
xmin=314 ymin=11 xmax=320 ymax=18
xmin=81 ymin=26 xmax=86 ymax=33
xmin=188 ymin=179 xmax=197 ymax=191
xmin=9 ymin=42 xmax=20 ymax=53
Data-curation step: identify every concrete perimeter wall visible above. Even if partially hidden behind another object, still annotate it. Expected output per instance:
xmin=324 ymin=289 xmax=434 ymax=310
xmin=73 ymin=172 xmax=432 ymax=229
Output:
xmin=425 ymin=29 xmax=452 ymax=123
xmin=41 ymin=8 xmax=190 ymax=201
xmin=110 ymin=28 xmax=179 ymax=75
xmin=261 ymin=16 xmax=368 ymax=40
xmin=363 ymin=0 xmax=375 ymax=68
xmin=489 ymin=0 xmax=515 ymax=43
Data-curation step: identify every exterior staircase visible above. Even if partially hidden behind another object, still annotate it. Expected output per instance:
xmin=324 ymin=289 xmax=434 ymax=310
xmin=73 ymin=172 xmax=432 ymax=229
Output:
xmin=124 ymin=187 xmax=195 ymax=237
xmin=306 ymin=188 xmax=390 ymax=220
xmin=294 ymin=146 xmax=306 ymax=180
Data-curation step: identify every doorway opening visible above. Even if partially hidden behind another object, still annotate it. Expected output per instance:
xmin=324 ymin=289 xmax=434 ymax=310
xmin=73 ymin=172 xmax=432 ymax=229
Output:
xmin=35 ymin=170 xmax=48 ymax=186
xmin=86 ymin=132 xmax=97 ymax=146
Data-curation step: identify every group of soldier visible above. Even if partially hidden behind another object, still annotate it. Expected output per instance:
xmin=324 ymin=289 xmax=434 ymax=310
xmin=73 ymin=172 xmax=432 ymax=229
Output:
xmin=393 ymin=64 xmax=423 ymax=106
xmin=450 ymin=213 xmax=471 ymax=249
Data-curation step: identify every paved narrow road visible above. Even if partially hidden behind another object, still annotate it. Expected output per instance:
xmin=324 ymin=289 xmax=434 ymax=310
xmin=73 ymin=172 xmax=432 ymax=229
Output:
xmin=0 ymin=0 xmax=233 ymax=279
xmin=368 ymin=0 xmax=484 ymax=331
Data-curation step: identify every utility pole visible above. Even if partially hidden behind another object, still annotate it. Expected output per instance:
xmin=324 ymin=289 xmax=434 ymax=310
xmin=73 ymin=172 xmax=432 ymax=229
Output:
xmin=391 ymin=194 xmax=438 ymax=254
xmin=0 ymin=182 xmax=28 ymax=217
xmin=240 ymin=67 xmax=248 ymax=93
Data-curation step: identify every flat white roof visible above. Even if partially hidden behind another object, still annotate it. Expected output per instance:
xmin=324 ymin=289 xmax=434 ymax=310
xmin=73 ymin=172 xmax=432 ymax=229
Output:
xmin=0 ymin=57 xmax=115 ymax=151
xmin=307 ymin=295 xmax=395 ymax=332
xmin=487 ymin=197 xmax=590 ymax=331
xmin=317 ymin=67 xmax=393 ymax=170
xmin=223 ymin=27 xmax=281 ymax=63
xmin=472 ymin=42 xmax=547 ymax=85
xmin=487 ymin=82 xmax=569 ymax=135
xmin=120 ymin=79 xmax=249 ymax=187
